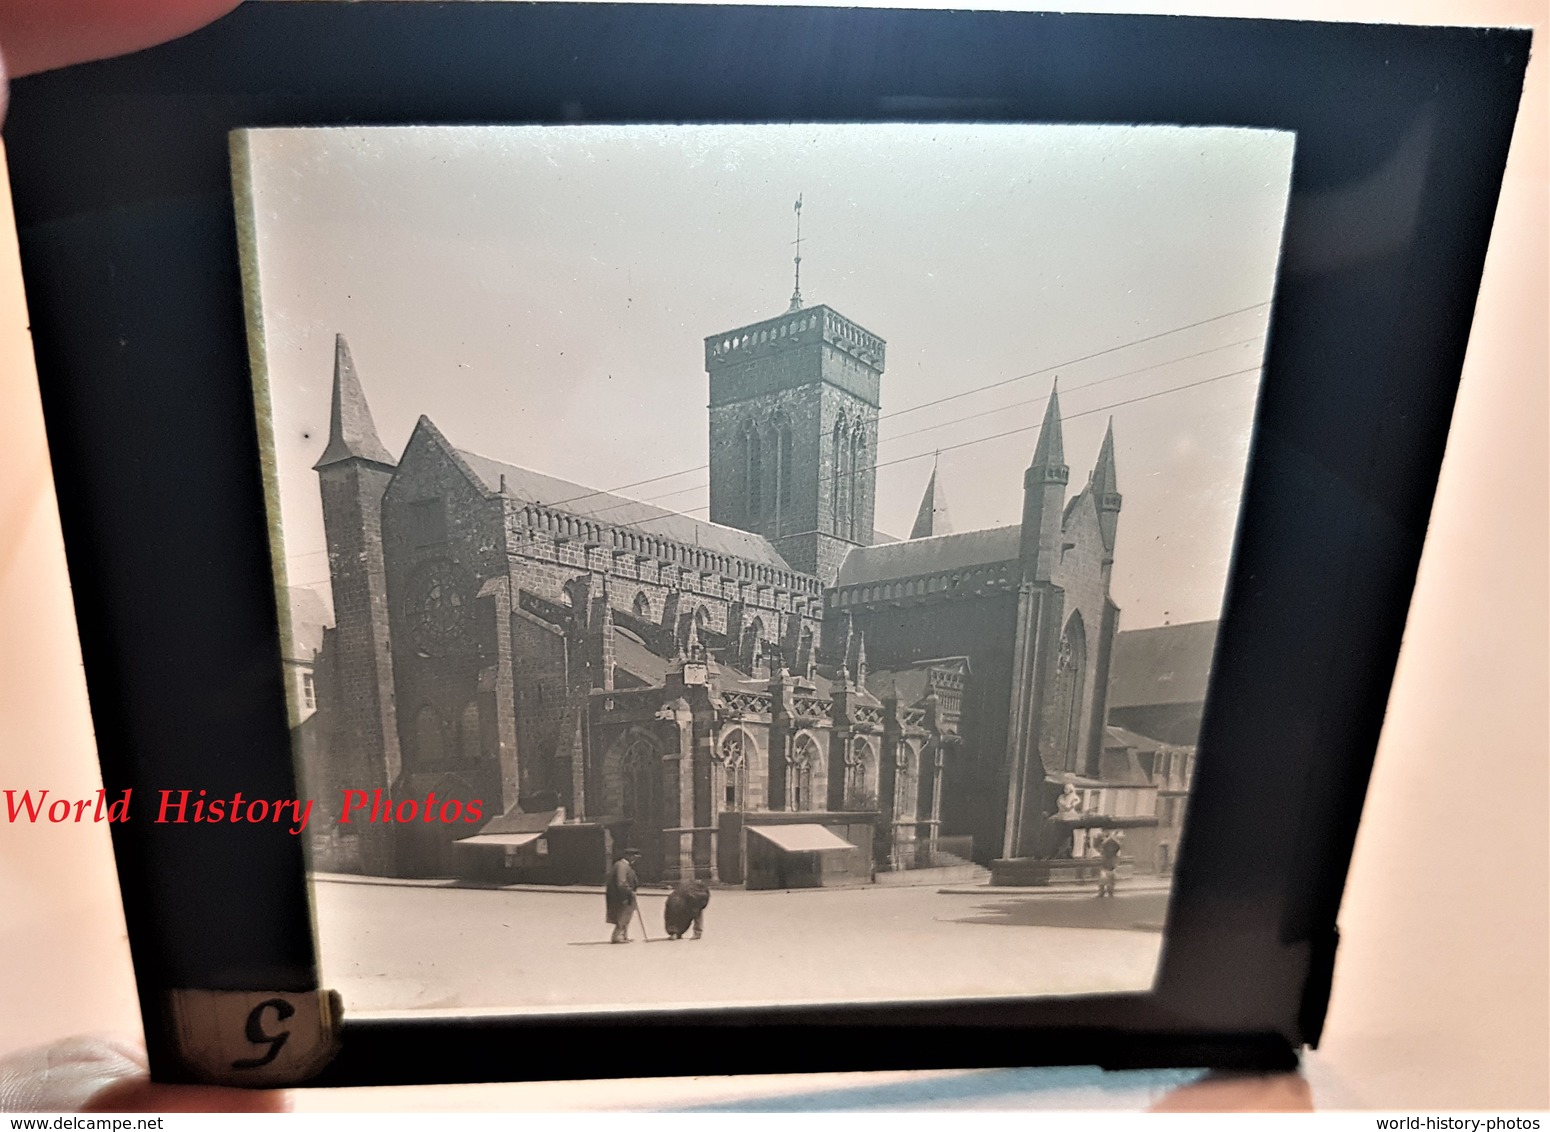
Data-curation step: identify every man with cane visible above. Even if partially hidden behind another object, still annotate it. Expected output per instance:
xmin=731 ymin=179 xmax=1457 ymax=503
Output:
xmin=605 ymin=847 xmax=643 ymax=943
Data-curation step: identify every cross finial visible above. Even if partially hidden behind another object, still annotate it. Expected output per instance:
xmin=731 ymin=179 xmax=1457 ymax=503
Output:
xmin=788 ymin=194 xmax=804 ymax=312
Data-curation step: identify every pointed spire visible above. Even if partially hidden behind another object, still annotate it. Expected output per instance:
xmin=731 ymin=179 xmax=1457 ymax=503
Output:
xmin=1019 ymin=378 xmax=1071 ymax=576
xmin=314 ymin=334 xmax=395 ymax=469
xmin=1029 ymin=379 xmax=1066 ymax=472
xmin=853 ymin=629 xmax=868 ymax=687
xmin=1091 ymin=418 xmax=1118 ymax=495
xmin=1091 ymin=417 xmax=1122 ymax=551
xmin=909 ymin=460 xmax=954 ymax=540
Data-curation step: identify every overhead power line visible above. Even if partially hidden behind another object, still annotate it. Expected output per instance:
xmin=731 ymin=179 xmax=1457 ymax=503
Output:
xmin=880 ymin=333 xmax=1263 ymax=449
xmin=285 ymin=306 xmax=1273 ymax=565
xmin=877 ymin=300 xmax=1268 ymax=424
xmin=598 ymin=361 xmax=1265 ymax=522
xmin=535 ymin=301 xmax=1269 ymax=512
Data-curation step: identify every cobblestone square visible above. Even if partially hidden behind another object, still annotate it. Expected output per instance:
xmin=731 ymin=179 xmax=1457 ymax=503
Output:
xmin=314 ymin=877 xmax=1167 ymax=1014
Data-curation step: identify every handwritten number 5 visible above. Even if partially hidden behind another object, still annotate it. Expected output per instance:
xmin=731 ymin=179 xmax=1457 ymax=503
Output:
xmin=232 ymin=998 xmax=295 ymax=1069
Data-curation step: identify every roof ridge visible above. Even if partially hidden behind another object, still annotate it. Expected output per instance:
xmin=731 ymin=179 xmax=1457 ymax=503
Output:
xmin=455 ymin=445 xmax=780 ymax=538
xmin=849 ymin=522 xmax=1019 ymax=549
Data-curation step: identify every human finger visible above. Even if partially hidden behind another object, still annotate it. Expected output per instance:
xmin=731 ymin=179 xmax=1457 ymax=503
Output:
xmin=1149 ymin=1070 xmax=1314 ymax=1112
xmin=0 ymin=1035 xmax=288 ymax=1113
xmin=0 ymin=0 xmax=241 ymax=79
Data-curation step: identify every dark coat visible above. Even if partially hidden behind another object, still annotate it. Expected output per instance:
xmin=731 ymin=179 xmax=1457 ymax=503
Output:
xmin=604 ymin=857 xmax=639 ymax=924
xmin=1098 ymin=836 xmax=1122 ymax=870
xmin=663 ymin=880 xmax=711 ymax=936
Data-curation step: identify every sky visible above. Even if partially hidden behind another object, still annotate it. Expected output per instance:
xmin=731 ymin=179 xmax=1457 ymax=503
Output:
xmin=238 ymin=123 xmax=1293 ymax=630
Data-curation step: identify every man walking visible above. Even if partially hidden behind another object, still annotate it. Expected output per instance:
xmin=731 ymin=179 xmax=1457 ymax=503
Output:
xmin=606 ymin=847 xmax=642 ymax=943
xmin=1095 ymin=830 xmax=1124 ymax=898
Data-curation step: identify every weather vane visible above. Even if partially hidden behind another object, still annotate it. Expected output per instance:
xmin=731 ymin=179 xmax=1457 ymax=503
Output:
xmin=789 ymin=193 xmax=804 ymax=312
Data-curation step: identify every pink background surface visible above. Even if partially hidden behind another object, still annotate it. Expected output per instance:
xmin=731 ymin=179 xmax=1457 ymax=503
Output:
xmin=0 ymin=0 xmax=1544 ymax=1110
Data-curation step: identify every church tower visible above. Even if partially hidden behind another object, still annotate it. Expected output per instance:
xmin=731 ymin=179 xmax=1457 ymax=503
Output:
xmin=704 ymin=304 xmax=884 ymax=583
xmin=705 ymin=200 xmax=883 ymax=583
xmin=314 ymin=334 xmax=402 ymax=873
xmin=705 ymin=220 xmax=887 ymax=585
xmin=1002 ymin=380 xmax=1072 ymax=859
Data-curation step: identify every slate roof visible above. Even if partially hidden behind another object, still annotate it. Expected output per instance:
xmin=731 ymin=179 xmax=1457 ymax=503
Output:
xmin=453 ymin=447 xmax=794 ymax=571
xmin=1105 ymin=724 xmax=1163 ymax=753
xmin=835 ymin=525 xmax=1020 ymax=587
xmin=1107 ymin=619 xmax=1220 ymax=708
xmin=315 ymin=335 xmax=396 ymax=469
xmin=909 ymin=467 xmax=953 ymax=539
xmin=612 ymin=627 xmax=673 ymax=687
xmin=476 ymin=806 xmax=562 ymax=836
xmin=866 ymin=657 xmax=970 ymax=706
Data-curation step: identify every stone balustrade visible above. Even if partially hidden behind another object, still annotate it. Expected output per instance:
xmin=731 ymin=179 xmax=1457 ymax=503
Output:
xmin=704 ymin=304 xmax=886 ymax=372
xmin=505 ymin=498 xmax=824 ymax=608
xmin=828 ymin=560 xmax=1020 ymax=610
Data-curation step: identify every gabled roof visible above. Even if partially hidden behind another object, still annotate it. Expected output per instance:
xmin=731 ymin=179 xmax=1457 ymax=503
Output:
xmin=836 ymin=525 xmax=1020 ymax=587
xmin=1107 ymin=619 xmax=1220 ymax=708
xmin=451 ymin=446 xmax=795 ymax=571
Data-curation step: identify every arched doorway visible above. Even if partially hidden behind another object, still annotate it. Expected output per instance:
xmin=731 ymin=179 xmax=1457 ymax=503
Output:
xmin=604 ymin=731 xmax=664 ymax=880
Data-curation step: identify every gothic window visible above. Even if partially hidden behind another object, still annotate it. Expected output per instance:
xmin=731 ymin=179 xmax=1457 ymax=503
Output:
xmin=831 ymin=417 xmax=849 ymax=535
xmin=620 ymin=736 xmax=660 ymax=831
xmin=788 ymin=733 xmax=819 ymax=812
xmin=844 ymin=737 xmax=877 ymax=809
xmin=1053 ymin=612 xmax=1088 ymax=772
xmin=745 ymin=421 xmax=764 ymax=521
xmin=774 ymin=415 xmax=794 ymax=520
xmin=457 ymin=701 xmax=481 ymax=761
xmin=848 ymin=430 xmax=866 ymax=540
xmin=716 ymin=729 xmax=752 ymax=812
xmin=632 ymin=591 xmax=651 ymax=621
xmin=406 ymin=560 xmax=470 ymax=657
xmin=894 ymin=741 xmax=918 ymax=821
xmin=733 ymin=425 xmax=749 ymax=524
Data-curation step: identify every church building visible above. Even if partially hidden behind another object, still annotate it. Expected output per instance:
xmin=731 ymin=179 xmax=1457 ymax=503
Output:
xmin=301 ymin=288 xmax=1141 ymax=882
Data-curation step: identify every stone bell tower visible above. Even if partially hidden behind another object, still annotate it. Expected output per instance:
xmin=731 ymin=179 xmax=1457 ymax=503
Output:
xmin=314 ymin=334 xmax=402 ymax=873
xmin=704 ymin=205 xmax=886 ymax=584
